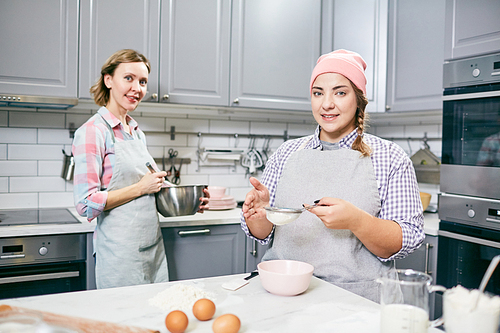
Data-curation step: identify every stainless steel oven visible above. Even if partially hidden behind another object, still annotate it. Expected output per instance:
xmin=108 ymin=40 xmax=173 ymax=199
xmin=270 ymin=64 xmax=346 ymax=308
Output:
xmin=0 ymin=209 xmax=91 ymax=300
xmin=441 ymin=52 xmax=500 ymax=200
xmin=436 ymin=53 xmax=500 ymax=318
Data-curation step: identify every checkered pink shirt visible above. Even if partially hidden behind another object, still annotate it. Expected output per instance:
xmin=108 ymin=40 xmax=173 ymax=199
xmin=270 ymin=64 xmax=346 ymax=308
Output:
xmin=241 ymin=126 xmax=425 ymax=261
xmin=72 ymin=107 xmax=150 ymax=222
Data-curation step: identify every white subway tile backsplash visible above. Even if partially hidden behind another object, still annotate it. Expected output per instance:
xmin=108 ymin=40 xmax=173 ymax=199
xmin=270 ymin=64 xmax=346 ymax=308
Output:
xmin=39 ymin=192 xmax=74 ymax=208
xmin=250 ymin=121 xmax=287 ymax=135
xmin=133 ymin=115 xmax=165 ymax=132
xmin=210 ymin=120 xmax=249 ymax=134
xmin=0 ymin=160 xmax=38 ymax=176
xmin=66 ymin=112 xmax=95 ymax=129
xmin=288 ymin=123 xmax=316 ymax=136
xmin=39 ymin=160 xmax=64 ymax=176
xmin=38 ymin=129 xmax=73 ymax=144
xmin=0 ymin=128 xmax=37 ymax=143
xmin=405 ymin=124 xmax=441 ymax=138
xmin=166 ymin=118 xmax=209 ymax=133
xmin=209 ymin=173 xmax=252 ymax=188
xmin=0 ymin=144 xmax=6 ymax=159
xmin=229 ymin=186 xmax=252 ymax=202
xmin=10 ymin=111 xmax=65 ymax=128
xmin=146 ymin=133 xmax=188 ymax=146
xmin=0 ymin=193 xmax=38 ymax=209
xmin=9 ymin=144 xmax=64 ymax=160
xmin=0 ymin=177 xmax=8 ymax=192
xmin=375 ymin=125 xmax=405 ymax=139
xmin=0 ymin=107 xmax=442 ymax=210
xmin=10 ymin=176 xmax=66 ymax=192
xmin=0 ymin=111 xmax=7 ymax=126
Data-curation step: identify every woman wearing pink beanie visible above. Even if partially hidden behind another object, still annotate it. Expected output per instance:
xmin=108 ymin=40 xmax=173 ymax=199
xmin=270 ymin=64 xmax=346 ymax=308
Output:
xmin=241 ymin=49 xmax=423 ymax=302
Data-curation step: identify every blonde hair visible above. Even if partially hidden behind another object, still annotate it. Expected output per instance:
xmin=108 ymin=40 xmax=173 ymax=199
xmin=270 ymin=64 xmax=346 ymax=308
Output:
xmin=350 ymin=82 xmax=372 ymax=157
xmin=90 ymin=49 xmax=151 ymax=106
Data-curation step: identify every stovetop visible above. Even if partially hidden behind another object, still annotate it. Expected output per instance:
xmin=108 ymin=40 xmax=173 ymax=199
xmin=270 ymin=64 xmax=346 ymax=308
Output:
xmin=0 ymin=208 xmax=80 ymax=226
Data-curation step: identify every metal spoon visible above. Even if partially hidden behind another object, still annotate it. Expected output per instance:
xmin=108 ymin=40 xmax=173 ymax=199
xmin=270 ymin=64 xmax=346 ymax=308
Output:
xmin=145 ymin=162 xmax=176 ymax=187
xmin=301 ymin=203 xmax=320 ymax=211
xmin=471 ymin=254 xmax=500 ymax=311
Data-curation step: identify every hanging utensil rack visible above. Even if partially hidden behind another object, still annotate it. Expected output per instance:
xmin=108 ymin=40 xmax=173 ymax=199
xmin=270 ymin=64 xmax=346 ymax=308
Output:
xmin=143 ymin=127 xmax=295 ymax=141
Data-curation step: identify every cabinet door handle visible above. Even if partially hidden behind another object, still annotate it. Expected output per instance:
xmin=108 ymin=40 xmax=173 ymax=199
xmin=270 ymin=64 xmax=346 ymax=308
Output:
xmin=178 ymin=229 xmax=210 ymax=236
xmin=424 ymin=243 xmax=433 ymax=275
xmin=151 ymin=93 xmax=158 ymax=100
xmin=163 ymin=94 xmax=170 ymax=100
xmin=250 ymin=240 xmax=257 ymax=257
xmin=233 ymin=98 xmax=239 ymax=104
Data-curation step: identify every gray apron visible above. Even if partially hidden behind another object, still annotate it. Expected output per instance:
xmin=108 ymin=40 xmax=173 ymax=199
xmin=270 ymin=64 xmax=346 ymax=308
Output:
xmin=95 ymin=115 xmax=169 ymax=289
xmin=262 ymin=139 xmax=393 ymax=302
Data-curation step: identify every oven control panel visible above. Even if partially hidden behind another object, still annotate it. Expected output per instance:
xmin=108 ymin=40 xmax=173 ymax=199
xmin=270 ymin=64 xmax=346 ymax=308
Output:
xmin=439 ymin=193 xmax=500 ymax=231
xmin=0 ymin=234 xmax=86 ymax=266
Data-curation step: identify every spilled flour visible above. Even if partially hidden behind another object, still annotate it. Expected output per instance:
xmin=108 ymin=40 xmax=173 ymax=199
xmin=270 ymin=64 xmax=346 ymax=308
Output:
xmin=149 ymin=283 xmax=216 ymax=312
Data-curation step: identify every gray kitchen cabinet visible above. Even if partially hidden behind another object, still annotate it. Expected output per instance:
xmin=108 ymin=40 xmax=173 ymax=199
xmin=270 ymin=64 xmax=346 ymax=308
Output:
xmin=0 ymin=0 xmax=78 ymax=98
xmin=444 ymin=0 xmax=500 ymax=61
xmin=396 ymin=234 xmax=439 ymax=319
xmin=228 ymin=0 xmax=322 ymax=111
xmin=385 ymin=0 xmax=446 ymax=112
xmin=79 ymin=0 xmax=161 ymax=102
xmin=245 ymin=239 xmax=269 ymax=272
xmin=159 ymin=0 xmax=231 ymax=107
xmin=162 ymin=224 xmax=246 ymax=281
xmin=321 ymin=0 xmax=389 ymax=113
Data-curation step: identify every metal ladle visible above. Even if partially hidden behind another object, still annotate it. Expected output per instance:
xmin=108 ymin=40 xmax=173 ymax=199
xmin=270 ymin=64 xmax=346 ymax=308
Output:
xmin=146 ymin=162 xmax=176 ymax=187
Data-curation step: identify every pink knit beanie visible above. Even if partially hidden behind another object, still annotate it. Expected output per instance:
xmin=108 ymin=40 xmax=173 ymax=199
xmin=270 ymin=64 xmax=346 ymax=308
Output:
xmin=310 ymin=49 xmax=367 ymax=95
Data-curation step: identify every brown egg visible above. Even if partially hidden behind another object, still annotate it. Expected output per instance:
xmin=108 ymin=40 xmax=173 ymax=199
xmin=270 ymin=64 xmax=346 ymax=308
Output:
xmin=165 ymin=310 xmax=189 ymax=333
xmin=212 ymin=313 xmax=241 ymax=333
xmin=192 ymin=298 xmax=216 ymax=321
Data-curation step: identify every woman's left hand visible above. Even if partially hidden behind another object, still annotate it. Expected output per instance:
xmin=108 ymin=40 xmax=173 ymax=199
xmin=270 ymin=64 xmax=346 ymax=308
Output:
xmin=308 ymin=197 xmax=403 ymax=258
xmin=197 ymin=187 xmax=210 ymax=213
xmin=307 ymin=197 xmax=365 ymax=231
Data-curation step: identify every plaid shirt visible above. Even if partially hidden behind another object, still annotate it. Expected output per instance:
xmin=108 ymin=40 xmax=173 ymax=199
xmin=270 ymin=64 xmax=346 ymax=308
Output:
xmin=72 ymin=107 xmax=150 ymax=222
xmin=241 ymin=126 xmax=424 ymax=261
xmin=477 ymin=132 xmax=500 ymax=167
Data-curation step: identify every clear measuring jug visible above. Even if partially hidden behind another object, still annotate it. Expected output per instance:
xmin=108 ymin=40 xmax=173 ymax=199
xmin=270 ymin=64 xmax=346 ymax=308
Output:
xmin=377 ymin=269 xmax=446 ymax=333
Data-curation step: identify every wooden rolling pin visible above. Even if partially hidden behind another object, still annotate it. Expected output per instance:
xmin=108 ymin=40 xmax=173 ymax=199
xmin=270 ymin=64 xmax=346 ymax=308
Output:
xmin=0 ymin=304 xmax=160 ymax=333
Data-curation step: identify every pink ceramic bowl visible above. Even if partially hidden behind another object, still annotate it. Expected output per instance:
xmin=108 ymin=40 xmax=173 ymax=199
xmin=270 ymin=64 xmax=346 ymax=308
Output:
xmin=257 ymin=260 xmax=314 ymax=296
xmin=207 ymin=186 xmax=227 ymax=199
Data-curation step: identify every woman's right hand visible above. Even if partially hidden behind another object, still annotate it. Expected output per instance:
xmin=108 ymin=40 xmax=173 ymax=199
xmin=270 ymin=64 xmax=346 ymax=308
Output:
xmin=138 ymin=171 xmax=168 ymax=195
xmin=242 ymin=177 xmax=274 ymax=239
xmin=242 ymin=177 xmax=270 ymax=221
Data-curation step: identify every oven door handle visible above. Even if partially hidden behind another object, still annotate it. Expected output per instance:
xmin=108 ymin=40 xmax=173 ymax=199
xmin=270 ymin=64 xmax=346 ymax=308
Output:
xmin=442 ymin=90 xmax=500 ymax=101
xmin=0 ymin=271 xmax=80 ymax=284
xmin=439 ymin=230 xmax=500 ymax=249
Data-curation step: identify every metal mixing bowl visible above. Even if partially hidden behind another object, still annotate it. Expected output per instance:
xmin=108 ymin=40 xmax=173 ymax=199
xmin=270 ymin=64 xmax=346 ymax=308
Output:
xmin=155 ymin=185 xmax=207 ymax=217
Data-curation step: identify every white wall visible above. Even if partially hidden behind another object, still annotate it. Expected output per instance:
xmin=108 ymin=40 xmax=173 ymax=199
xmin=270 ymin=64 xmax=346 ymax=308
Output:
xmin=0 ymin=102 xmax=441 ymax=210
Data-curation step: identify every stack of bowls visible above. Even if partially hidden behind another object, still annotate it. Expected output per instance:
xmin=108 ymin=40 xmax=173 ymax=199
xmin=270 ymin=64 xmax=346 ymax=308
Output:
xmin=207 ymin=186 xmax=237 ymax=210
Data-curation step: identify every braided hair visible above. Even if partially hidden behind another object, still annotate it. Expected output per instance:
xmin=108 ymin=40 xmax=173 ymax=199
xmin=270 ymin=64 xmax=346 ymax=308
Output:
xmin=351 ymin=82 xmax=372 ymax=157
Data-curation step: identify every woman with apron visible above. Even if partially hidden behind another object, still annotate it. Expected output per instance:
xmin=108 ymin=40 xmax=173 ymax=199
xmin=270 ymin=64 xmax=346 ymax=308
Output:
xmin=241 ymin=50 xmax=424 ymax=302
xmin=72 ymin=49 xmax=208 ymax=289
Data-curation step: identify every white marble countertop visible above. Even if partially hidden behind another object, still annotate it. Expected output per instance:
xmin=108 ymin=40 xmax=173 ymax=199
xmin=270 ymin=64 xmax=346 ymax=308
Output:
xmin=0 ymin=208 xmax=242 ymax=238
xmin=1 ymin=273 xmax=443 ymax=333
xmin=0 ymin=208 xmax=439 ymax=238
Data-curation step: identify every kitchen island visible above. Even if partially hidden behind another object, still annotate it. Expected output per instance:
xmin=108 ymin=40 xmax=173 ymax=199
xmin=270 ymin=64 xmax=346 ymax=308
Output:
xmin=2 ymin=273 xmax=443 ymax=333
